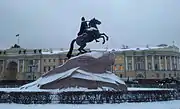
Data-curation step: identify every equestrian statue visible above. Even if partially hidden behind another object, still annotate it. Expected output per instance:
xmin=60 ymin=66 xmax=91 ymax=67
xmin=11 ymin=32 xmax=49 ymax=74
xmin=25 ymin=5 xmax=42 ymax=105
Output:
xmin=66 ymin=17 xmax=109 ymax=59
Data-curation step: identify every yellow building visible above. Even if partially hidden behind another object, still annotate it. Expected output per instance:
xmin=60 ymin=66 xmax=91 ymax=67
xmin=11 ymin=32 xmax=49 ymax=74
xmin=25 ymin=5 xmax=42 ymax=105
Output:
xmin=1 ymin=44 xmax=180 ymax=81
xmin=110 ymin=45 xmax=180 ymax=80
xmin=0 ymin=45 xmax=67 ymax=80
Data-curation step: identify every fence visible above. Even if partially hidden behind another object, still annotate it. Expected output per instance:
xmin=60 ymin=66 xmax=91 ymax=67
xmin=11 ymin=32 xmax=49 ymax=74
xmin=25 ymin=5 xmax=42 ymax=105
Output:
xmin=0 ymin=90 xmax=179 ymax=104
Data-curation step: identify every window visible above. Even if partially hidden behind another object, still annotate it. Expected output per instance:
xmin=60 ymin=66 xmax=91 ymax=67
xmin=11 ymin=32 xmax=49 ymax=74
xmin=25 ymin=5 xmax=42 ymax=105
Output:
xmin=141 ymin=63 xmax=145 ymax=70
xmin=53 ymin=59 xmax=56 ymax=62
xmin=44 ymin=59 xmax=46 ymax=62
xmin=118 ymin=65 xmax=122 ymax=70
xmin=120 ymin=74 xmax=122 ymax=78
xmin=53 ymin=66 xmax=56 ymax=69
xmin=48 ymin=66 xmax=51 ymax=71
xmin=169 ymin=73 xmax=171 ymax=77
xmin=29 ymin=60 xmax=33 ymax=65
xmin=114 ymin=65 xmax=118 ymax=71
xmin=0 ymin=65 xmax=2 ymax=73
xmin=167 ymin=63 xmax=170 ymax=70
xmin=44 ymin=66 xmax=46 ymax=72
xmin=155 ymin=64 xmax=158 ymax=70
xmin=128 ymin=63 xmax=132 ymax=71
xmin=148 ymin=63 xmax=152 ymax=70
xmin=118 ymin=64 xmax=124 ymax=71
xmin=135 ymin=63 xmax=141 ymax=70
xmin=49 ymin=59 xmax=51 ymax=62
xmin=29 ymin=66 xmax=32 ymax=72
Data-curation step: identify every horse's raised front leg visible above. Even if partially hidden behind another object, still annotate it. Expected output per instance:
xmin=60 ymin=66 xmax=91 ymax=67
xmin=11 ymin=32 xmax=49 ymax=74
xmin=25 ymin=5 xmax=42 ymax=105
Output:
xmin=100 ymin=33 xmax=109 ymax=41
xmin=99 ymin=35 xmax=105 ymax=44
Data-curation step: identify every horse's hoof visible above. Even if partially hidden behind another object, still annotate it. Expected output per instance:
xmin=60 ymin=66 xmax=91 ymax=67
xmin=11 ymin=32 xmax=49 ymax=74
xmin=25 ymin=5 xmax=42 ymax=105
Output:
xmin=102 ymin=42 xmax=105 ymax=44
xmin=106 ymin=38 xmax=109 ymax=41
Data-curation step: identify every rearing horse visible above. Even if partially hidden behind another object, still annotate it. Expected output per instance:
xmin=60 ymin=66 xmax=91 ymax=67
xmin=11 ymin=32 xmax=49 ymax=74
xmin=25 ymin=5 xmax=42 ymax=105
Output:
xmin=88 ymin=18 xmax=109 ymax=43
xmin=66 ymin=18 xmax=109 ymax=59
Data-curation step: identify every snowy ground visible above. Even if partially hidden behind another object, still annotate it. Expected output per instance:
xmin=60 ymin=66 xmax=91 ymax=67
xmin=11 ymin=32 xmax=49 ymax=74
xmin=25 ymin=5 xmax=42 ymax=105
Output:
xmin=0 ymin=100 xmax=179 ymax=109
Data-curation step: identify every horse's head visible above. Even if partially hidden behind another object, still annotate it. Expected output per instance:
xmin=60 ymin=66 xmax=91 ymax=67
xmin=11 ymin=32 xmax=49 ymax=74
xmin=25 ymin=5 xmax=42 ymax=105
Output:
xmin=89 ymin=18 xmax=101 ymax=28
xmin=91 ymin=18 xmax=101 ymax=25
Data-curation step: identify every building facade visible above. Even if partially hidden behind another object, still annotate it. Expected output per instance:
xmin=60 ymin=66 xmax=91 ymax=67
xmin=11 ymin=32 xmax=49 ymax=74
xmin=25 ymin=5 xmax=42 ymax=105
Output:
xmin=112 ymin=45 xmax=180 ymax=80
xmin=0 ymin=45 xmax=67 ymax=80
xmin=0 ymin=44 xmax=180 ymax=81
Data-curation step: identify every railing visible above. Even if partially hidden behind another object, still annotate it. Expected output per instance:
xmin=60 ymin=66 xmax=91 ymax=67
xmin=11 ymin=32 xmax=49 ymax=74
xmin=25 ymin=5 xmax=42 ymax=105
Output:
xmin=0 ymin=90 xmax=179 ymax=104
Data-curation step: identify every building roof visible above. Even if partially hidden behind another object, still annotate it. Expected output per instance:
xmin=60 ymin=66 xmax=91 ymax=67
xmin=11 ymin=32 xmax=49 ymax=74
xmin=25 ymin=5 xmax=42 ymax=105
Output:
xmin=92 ymin=47 xmax=171 ymax=52
xmin=41 ymin=45 xmax=180 ymax=55
xmin=41 ymin=49 xmax=69 ymax=55
xmin=0 ymin=44 xmax=179 ymax=56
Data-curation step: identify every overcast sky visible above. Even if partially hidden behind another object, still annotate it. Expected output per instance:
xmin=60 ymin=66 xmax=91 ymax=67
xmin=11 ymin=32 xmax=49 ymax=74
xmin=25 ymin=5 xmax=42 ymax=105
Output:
xmin=0 ymin=0 xmax=180 ymax=49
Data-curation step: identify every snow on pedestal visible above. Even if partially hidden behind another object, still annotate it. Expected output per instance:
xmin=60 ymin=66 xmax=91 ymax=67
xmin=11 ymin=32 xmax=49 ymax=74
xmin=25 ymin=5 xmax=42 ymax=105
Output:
xmin=19 ymin=51 xmax=127 ymax=92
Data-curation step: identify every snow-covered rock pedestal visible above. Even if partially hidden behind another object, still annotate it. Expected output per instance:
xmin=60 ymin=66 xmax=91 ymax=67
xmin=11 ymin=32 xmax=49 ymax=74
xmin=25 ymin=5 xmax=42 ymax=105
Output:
xmin=20 ymin=51 xmax=127 ymax=92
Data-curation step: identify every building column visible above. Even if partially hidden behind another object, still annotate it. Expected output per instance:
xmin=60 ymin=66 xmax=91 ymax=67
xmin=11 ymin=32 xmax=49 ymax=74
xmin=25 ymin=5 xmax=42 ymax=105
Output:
xmin=0 ymin=60 xmax=4 ymax=79
xmin=38 ymin=60 xmax=41 ymax=72
xmin=159 ymin=56 xmax=162 ymax=70
xmin=22 ymin=60 xmax=25 ymax=72
xmin=152 ymin=56 xmax=155 ymax=70
xmin=177 ymin=56 xmax=179 ymax=70
xmin=125 ymin=56 xmax=128 ymax=71
xmin=164 ymin=56 xmax=167 ymax=70
xmin=17 ymin=60 xmax=20 ymax=72
xmin=2 ymin=60 xmax=5 ymax=73
xmin=178 ymin=57 xmax=180 ymax=70
xmin=145 ymin=56 xmax=148 ymax=70
xmin=170 ymin=56 xmax=172 ymax=70
xmin=179 ymin=56 xmax=180 ymax=70
xmin=174 ymin=56 xmax=176 ymax=70
xmin=132 ymin=56 xmax=134 ymax=70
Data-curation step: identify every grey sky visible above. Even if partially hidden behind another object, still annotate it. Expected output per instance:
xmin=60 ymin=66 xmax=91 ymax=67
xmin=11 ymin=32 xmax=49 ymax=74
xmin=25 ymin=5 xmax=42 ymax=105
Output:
xmin=0 ymin=0 xmax=180 ymax=49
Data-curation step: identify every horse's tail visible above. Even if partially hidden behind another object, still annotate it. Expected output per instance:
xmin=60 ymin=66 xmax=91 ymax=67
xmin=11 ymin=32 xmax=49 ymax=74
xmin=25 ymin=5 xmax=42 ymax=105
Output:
xmin=66 ymin=39 xmax=76 ymax=59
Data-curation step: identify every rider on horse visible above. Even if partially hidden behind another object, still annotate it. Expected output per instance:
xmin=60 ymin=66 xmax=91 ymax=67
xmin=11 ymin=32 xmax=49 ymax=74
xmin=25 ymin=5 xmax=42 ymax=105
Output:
xmin=67 ymin=17 xmax=109 ymax=59
xmin=77 ymin=17 xmax=89 ymax=36
xmin=77 ymin=17 xmax=99 ymax=42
